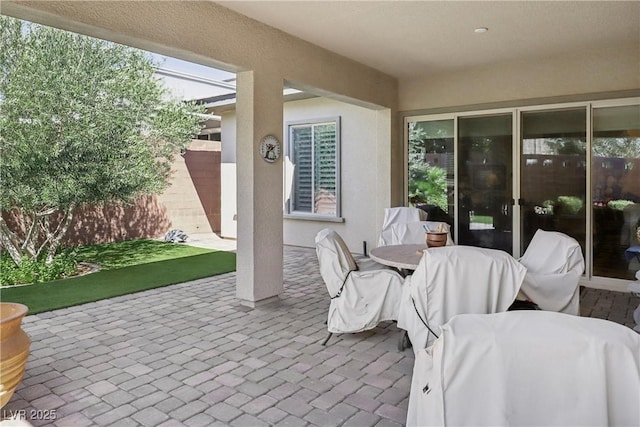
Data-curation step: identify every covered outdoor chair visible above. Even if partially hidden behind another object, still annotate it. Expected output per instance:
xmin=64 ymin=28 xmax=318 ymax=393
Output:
xmin=397 ymin=245 xmax=526 ymax=353
xmin=407 ymin=311 xmax=640 ymax=426
xmin=315 ymin=228 xmax=404 ymax=345
xmin=377 ymin=207 xmax=427 ymax=246
xmin=518 ymin=229 xmax=585 ymax=315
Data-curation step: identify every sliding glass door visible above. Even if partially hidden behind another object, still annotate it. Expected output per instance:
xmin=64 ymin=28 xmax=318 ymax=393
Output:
xmin=592 ymin=104 xmax=640 ymax=279
xmin=457 ymin=114 xmax=513 ymax=252
xmin=519 ymin=108 xmax=587 ymax=255
xmin=406 ymin=98 xmax=639 ymax=286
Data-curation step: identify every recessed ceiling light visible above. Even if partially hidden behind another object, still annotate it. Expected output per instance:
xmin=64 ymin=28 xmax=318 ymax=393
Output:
xmin=474 ymin=27 xmax=489 ymax=33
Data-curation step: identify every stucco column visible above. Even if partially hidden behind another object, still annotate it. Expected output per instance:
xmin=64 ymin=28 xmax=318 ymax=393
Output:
xmin=235 ymin=70 xmax=284 ymax=307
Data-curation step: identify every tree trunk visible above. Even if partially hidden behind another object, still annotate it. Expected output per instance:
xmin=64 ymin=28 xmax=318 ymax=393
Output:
xmin=44 ymin=207 xmax=74 ymax=265
xmin=0 ymin=216 xmax=23 ymax=265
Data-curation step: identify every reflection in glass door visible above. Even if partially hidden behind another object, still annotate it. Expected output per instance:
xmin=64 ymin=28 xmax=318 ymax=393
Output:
xmin=457 ymin=114 xmax=513 ymax=252
xmin=520 ymin=108 xmax=587 ymax=254
xmin=407 ymin=119 xmax=455 ymax=228
xmin=592 ymin=104 xmax=640 ymax=279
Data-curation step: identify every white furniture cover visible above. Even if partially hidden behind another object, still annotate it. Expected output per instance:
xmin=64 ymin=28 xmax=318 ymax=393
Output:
xmin=381 ymin=221 xmax=454 ymax=247
xmin=397 ymin=245 xmax=526 ymax=352
xmin=518 ymin=229 xmax=585 ymax=315
xmin=315 ymin=228 xmax=404 ymax=334
xmin=407 ymin=311 xmax=640 ymax=427
xmin=629 ymin=270 xmax=640 ymax=333
xmin=377 ymin=207 xmax=428 ymax=246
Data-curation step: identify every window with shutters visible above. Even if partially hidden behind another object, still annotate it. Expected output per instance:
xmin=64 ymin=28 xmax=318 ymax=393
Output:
xmin=287 ymin=117 xmax=341 ymax=218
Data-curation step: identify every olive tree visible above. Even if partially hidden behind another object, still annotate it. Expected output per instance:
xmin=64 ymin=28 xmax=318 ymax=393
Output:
xmin=0 ymin=16 xmax=204 ymax=265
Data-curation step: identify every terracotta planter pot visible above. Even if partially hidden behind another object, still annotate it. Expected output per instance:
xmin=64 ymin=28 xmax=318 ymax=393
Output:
xmin=0 ymin=303 xmax=31 ymax=409
xmin=426 ymin=232 xmax=447 ymax=248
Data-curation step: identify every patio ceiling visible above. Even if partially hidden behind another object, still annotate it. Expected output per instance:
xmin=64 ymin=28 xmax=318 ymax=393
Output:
xmin=217 ymin=1 xmax=640 ymax=80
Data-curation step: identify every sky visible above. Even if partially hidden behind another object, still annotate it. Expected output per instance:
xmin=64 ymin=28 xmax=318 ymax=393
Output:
xmin=150 ymin=54 xmax=235 ymax=82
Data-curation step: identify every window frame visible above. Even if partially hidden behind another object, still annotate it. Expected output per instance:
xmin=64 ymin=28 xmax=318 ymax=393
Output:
xmin=285 ymin=116 xmax=342 ymax=221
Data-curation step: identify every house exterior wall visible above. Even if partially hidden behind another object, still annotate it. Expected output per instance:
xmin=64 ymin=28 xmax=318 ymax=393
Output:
xmin=399 ymin=44 xmax=640 ymax=112
xmin=220 ymin=97 xmax=382 ymax=253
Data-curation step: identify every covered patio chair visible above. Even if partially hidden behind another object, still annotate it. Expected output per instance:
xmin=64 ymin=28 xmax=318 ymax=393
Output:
xmin=377 ymin=207 xmax=427 ymax=246
xmin=315 ymin=228 xmax=404 ymax=345
xmin=407 ymin=311 xmax=640 ymax=426
xmin=397 ymin=245 xmax=526 ymax=353
xmin=518 ymin=229 xmax=585 ymax=315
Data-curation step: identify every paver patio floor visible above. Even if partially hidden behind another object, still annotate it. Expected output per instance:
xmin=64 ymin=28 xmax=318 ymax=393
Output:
xmin=3 ymin=246 xmax=638 ymax=426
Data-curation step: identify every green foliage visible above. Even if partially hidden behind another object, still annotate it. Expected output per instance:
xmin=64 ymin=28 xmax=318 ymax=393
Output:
xmin=408 ymin=165 xmax=447 ymax=209
xmin=593 ymin=137 xmax=640 ymax=158
xmin=1 ymin=248 xmax=77 ymax=286
xmin=607 ymin=199 xmax=635 ymax=211
xmin=408 ymin=122 xmax=448 ymax=211
xmin=0 ymin=16 xmax=204 ymax=265
xmin=544 ymin=138 xmax=586 ymax=155
xmin=556 ymin=196 xmax=583 ymax=215
xmin=537 ymin=200 xmax=554 ymax=215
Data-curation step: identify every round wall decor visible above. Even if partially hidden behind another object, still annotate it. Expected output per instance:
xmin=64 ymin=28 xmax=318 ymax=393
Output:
xmin=259 ymin=135 xmax=281 ymax=163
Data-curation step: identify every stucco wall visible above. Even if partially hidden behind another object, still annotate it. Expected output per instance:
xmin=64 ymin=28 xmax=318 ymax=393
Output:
xmin=221 ymin=97 xmax=382 ymax=253
xmin=399 ymin=44 xmax=640 ymax=112
xmin=157 ymin=140 xmax=221 ymax=235
xmin=283 ymin=98 xmax=380 ymax=253
xmin=220 ymin=112 xmax=238 ymax=239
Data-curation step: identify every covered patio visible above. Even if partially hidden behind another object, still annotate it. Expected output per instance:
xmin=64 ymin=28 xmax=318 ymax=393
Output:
xmin=1 ymin=1 xmax=639 ymax=425
xmin=4 ymin=246 xmax=637 ymax=426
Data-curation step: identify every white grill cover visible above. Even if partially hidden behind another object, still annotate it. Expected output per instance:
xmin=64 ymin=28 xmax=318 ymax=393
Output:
xmin=397 ymin=246 xmax=526 ymax=352
xmin=378 ymin=207 xmax=428 ymax=246
xmin=408 ymin=311 xmax=640 ymax=427
xmin=316 ymin=229 xmax=404 ymax=334
xmin=519 ymin=229 xmax=585 ymax=315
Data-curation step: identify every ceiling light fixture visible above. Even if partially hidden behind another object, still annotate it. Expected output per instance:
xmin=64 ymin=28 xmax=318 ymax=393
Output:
xmin=474 ymin=27 xmax=489 ymax=33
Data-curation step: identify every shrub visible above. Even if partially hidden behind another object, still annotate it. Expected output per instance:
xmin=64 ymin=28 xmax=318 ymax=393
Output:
xmin=556 ymin=196 xmax=583 ymax=215
xmin=607 ymin=199 xmax=635 ymax=211
xmin=0 ymin=247 xmax=78 ymax=286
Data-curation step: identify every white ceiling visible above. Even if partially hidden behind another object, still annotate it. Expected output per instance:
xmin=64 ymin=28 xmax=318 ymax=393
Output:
xmin=217 ymin=1 xmax=640 ymax=80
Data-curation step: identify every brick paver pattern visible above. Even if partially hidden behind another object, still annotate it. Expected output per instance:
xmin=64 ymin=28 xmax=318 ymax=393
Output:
xmin=3 ymin=246 xmax=638 ymax=426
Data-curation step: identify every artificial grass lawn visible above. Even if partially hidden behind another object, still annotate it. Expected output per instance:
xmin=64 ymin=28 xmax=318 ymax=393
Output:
xmin=471 ymin=215 xmax=494 ymax=225
xmin=74 ymin=239 xmax=215 ymax=270
xmin=1 ymin=250 xmax=236 ymax=315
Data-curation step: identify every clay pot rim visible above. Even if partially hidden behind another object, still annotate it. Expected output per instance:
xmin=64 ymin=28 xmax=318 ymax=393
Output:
xmin=0 ymin=303 xmax=29 ymax=323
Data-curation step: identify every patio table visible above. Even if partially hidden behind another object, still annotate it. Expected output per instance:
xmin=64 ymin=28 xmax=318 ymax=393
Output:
xmin=369 ymin=244 xmax=426 ymax=271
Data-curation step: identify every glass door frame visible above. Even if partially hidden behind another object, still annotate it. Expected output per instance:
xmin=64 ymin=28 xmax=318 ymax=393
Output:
xmin=404 ymin=108 xmax=518 ymax=248
xmin=588 ymin=97 xmax=640 ymax=287
xmin=403 ymin=112 xmax=459 ymax=240
xmin=403 ymin=96 xmax=640 ymax=290
xmin=514 ymin=102 xmax=591 ymax=262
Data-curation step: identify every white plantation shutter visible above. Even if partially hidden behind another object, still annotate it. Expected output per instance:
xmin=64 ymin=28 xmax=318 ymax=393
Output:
xmin=289 ymin=118 xmax=340 ymax=216
xmin=292 ymin=126 xmax=313 ymax=212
